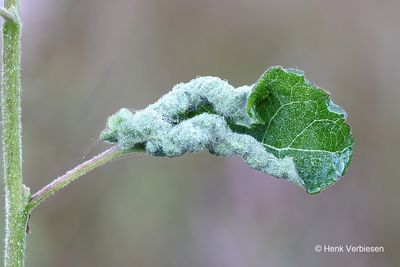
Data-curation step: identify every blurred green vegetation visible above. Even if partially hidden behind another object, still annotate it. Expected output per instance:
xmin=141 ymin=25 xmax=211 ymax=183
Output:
xmin=1 ymin=0 xmax=399 ymax=266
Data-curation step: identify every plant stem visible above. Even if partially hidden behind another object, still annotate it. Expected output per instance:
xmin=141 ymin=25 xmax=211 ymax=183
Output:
xmin=2 ymin=0 xmax=24 ymax=266
xmin=2 ymin=1 xmax=141 ymax=265
xmin=26 ymin=146 xmax=132 ymax=213
xmin=0 ymin=7 xmax=17 ymax=23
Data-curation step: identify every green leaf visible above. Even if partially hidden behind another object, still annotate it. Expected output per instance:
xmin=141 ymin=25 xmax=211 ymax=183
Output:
xmin=101 ymin=66 xmax=354 ymax=194
xmin=242 ymin=66 xmax=354 ymax=194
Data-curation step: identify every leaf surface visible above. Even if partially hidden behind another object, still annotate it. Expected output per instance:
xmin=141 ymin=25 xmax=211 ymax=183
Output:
xmin=242 ymin=67 xmax=353 ymax=193
xmin=101 ymin=66 xmax=354 ymax=194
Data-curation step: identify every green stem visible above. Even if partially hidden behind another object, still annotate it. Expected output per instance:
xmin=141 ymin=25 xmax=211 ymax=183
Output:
xmin=26 ymin=146 xmax=128 ymax=213
xmin=2 ymin=1 xmax=140 ymax=265
xmin=0 ymin=7 xmax=17 ymax=23
xmin=1 ymin=0 xmax=25 ymax=266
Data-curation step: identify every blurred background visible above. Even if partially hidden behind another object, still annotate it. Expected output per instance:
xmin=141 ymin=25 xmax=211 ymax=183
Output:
xmin=1 ymin=0 xmax=399 ymax=266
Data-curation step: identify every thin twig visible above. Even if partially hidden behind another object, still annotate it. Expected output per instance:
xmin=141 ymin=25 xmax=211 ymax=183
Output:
xmin=26 ymin=146 xmax=130 ymax=213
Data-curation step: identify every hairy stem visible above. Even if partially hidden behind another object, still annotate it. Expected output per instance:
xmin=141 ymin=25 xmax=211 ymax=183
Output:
xmin=26 ymin=146 xmax=132 ymax=213
xmin=1 ymin=0 xmax=24 ymax=266
xmin=0 ymin=7 xmax=17 ymax=23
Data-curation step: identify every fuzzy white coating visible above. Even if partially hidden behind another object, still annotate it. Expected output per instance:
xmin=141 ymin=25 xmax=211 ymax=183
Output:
xmin=101 ymin=76 xmax=302 ymax=188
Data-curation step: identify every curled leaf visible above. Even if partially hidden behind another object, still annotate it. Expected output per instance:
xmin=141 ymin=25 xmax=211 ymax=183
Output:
xmin=101 ymin=66 xmax=354 ymax=194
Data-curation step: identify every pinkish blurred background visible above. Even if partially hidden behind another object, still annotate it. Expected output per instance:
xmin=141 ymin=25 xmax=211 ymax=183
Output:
xmin=1 ymin=0 xmax=399 ymax=266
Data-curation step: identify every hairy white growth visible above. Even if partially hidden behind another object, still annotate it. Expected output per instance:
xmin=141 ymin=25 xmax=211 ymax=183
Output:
xmin=101 ymin=76 xmax=302 ymax=187
xmin=149 ymin=77 xmax=257 ymax=127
